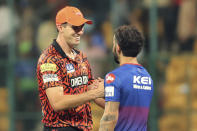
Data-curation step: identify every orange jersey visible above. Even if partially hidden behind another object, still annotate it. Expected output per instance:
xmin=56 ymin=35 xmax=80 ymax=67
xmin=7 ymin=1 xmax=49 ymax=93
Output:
xmin=37 ymin=40 xmax=94 ymax=131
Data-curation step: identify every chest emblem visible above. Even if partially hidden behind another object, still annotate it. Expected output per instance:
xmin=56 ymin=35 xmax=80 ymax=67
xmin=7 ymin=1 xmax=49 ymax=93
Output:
xmin=66 ymin=64 xmax=75 ymax=73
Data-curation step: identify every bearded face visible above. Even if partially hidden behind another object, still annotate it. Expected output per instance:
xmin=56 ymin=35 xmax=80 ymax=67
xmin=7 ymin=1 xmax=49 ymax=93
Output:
xmin=112 ymin=36 xmax=120 ymax=64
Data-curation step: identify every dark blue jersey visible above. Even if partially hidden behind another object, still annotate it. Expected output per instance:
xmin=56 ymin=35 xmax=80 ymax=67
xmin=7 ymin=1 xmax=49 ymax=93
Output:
xmin=104 ymin=63 xmax=154 ymax=131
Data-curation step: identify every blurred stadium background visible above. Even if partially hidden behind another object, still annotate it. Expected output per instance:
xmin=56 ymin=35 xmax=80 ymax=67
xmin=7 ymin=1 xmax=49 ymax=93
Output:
xmin=0 ymin=0 xmax=197 ymax=131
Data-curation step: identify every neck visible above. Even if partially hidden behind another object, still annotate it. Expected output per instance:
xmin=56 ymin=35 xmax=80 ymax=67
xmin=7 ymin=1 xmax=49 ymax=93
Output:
xmin=56 ymin=34 xmax=73 ymax=55
xmin=119 ymin=55 xmax=139 ymax=65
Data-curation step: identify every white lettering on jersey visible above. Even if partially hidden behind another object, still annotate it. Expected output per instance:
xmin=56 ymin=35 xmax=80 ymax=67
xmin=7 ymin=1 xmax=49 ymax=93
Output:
xmin=133 ymin=76 xmax=151 ymax=85
xmin=43 ymin=74 xmax=59 ymax=83
xmin=105 ymin=86 xmax=114 ymax=97
xmin=71 ymin=76 xmax=88 ymax=87
xmin=133 ymin=75 xmax=152 ymax=90
xmin=133 ymin=84 xmax=152 ymax=90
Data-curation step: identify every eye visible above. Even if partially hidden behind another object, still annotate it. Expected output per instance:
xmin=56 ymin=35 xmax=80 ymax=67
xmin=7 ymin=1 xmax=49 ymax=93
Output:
xmin=72 ymin=24 xmax=84 ymax=32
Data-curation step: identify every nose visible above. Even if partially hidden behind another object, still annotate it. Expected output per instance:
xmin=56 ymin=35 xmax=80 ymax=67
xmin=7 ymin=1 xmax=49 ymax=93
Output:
xmin=77 ymin=28 xmax=84 ymax=35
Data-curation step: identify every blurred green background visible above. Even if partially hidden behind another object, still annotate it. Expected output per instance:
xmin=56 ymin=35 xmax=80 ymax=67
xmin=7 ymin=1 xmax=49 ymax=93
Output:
xmin=0 ymin=0 xmax=197 ymax=131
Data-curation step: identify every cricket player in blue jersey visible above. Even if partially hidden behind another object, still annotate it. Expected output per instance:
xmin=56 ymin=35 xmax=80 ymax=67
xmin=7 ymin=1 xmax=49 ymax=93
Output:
xmin=99 ymin=25 xmax=154 ymax=131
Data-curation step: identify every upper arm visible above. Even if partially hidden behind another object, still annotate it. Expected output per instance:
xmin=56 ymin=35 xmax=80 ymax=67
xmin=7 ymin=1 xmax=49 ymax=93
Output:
xmin=99 ymin=73 xmax=121 ymax=130
xmin=46 ymin=86 xmax=64 ymax=109
xmin=102 ymin=73 xmax=120 ymax=120
xmin=38 ymin=58 xmax=64 ymax=110
xmin=38 ymin=58 xmax=63 ymax=90
xmin=104 ymin=73 xmax=121 ymax=102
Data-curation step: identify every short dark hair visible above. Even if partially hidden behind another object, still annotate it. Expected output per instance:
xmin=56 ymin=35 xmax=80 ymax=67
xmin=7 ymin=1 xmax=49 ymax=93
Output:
xmin=114 ymin=25 xmax=144 ymax=57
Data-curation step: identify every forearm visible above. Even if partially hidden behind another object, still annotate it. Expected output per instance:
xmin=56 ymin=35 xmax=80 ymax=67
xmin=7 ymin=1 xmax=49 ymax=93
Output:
xmin=94 ymin=98 xmax=105 ymax=108
xmin=99 ymin=122 xmax=116 ymax=131
xmin=53 ymin=90 xmax=97 ymax=111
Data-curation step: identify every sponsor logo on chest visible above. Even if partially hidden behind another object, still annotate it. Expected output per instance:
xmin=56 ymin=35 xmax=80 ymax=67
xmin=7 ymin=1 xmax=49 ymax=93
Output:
xmin=66 ymin=63 xmax=75 ymax=73
xmin=71 ymin=76 xmax=88 ymax=87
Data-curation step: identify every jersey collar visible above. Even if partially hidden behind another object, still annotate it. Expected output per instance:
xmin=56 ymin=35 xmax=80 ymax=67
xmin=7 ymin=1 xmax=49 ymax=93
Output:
xmin=52 ymin=39 xmax=80 ymax=59
xmin=120 ymin=63 xmax=142 ymax=66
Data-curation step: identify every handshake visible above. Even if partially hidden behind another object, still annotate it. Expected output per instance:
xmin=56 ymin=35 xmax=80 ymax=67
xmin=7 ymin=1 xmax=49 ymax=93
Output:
xmin=88 ymin=78 xmax=105 ymax=98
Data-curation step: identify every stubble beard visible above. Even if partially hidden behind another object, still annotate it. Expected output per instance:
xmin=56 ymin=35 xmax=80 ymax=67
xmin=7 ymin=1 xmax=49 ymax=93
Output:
xmin=113 ymin=51 xmax=120 ymax=64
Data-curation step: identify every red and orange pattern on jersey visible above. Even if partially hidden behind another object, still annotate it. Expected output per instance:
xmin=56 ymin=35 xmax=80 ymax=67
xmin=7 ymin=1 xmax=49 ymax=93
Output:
xmin=37 ymin=40 xmax=94 ymax=131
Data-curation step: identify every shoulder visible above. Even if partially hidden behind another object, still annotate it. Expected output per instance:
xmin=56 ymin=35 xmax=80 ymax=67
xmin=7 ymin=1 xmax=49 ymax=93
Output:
xmin=105 ymin=68 xmax=122 ymax=86
xmin=104 ymin=65 xmax=142 ymax=84
xmin=37 ymin=53 xmax=63 ymax=76
xmin=106 ymin=66 xmax=126 ymax=79
xmin=37 ymin=46 xmax=62 ymax=67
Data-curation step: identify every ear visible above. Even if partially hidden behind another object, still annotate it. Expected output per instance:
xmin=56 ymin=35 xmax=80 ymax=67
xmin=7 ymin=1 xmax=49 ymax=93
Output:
xmin=116 ymin=44 xmax=121 ymax=53
xmin=56 ymin=24 xmax=62 ymax=32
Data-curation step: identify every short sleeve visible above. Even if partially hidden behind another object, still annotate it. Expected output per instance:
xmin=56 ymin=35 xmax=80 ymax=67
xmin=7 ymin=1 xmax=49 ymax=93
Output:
xmin=37 ymin=58 xmax=63 ymax=90
xmin=104 ymin=73 xmax=120 ymax=102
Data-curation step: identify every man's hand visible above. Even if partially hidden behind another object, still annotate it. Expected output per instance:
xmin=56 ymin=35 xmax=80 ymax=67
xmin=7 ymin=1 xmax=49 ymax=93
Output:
xmin=88 ymin=77 xmax=104 ymax=90
xmin=88 ymin=78 xmax=104 ymax=98
xmin=90 ymin=78 xmax=105 ymax=108
xmin=95 ymin=80 xmax=104 ymax=98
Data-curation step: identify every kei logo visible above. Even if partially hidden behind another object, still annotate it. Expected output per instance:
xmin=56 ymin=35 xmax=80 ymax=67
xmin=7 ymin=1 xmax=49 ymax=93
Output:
xmin=106 ymin=73 xmax=115 ymax=84
xmin=66 ymin=64 xmax=75 ymax=73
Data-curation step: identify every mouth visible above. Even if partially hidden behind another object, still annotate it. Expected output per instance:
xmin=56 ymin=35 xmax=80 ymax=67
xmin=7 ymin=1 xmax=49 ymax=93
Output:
xmin=76 ymin=36 xmax=80 ymax=40
xmin=74 ymin=36 xmax=80 ymax=41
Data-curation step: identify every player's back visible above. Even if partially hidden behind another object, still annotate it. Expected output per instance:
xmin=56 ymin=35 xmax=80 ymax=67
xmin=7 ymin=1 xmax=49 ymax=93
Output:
xmin=105 ymin=63 xmax=154 ymax=131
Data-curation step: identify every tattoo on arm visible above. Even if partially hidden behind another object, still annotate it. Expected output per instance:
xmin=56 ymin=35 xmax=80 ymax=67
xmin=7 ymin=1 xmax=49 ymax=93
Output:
xmin=102 ymin=114 xmax=116 ymax=121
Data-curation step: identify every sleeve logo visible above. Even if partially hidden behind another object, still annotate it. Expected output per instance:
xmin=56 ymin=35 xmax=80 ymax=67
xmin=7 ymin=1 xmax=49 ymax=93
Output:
xmin=40 ymin=63 xmax=57 ymax=72
xmin=106 ymin=73 xmax=115 ymax=84
xmin=105 ymin=86 xmax=114 ymax=97
xmin=42 ymin=74 xmax=59 ymax=83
